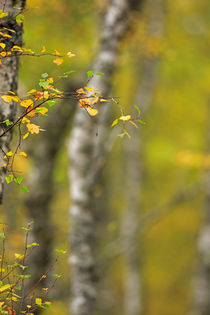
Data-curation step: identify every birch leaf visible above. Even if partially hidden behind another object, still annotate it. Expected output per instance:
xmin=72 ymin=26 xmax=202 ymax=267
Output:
xmin=23 ymin=132 xmax=29 ymax=140
xmin=20 ymin=152 xmax=28 ymax=158
xmin=27 ymin=123 xmax=40 ymax=134
xmin=35 ymin=298 xmax=42 ymax=306
xmin=0 ymin=43 xmax=6 ymax=49
xmin=111 ymin=119 xmax=119 ymax=127
xmin=20 ymin=99 xmax=34 ymax=107
xmin=53 ymin=57 xmax=63 ymax=65
xmin=119 ymin=115 xmax=131 ymax=121
xmin=4 ymin=151 xmax=13 ymax=158
xmin=0 ymin=284 xmax=12 ymax=293
xmin=67 ymin=51 xmax=75 ymax=58
xmin=86 ymin=107 xmax=98 ymax=116
xmin=2 ymin=95 xmax=19 ymax=103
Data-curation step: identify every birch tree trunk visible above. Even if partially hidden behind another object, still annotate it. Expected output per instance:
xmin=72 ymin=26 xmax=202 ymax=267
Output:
xmin=68 ymin=1 xmax=143 ymax=314
xmin=0 ymin=0 xmax=25 ymax=203
xmin=122 ymin=1 xmax=165 ymax=314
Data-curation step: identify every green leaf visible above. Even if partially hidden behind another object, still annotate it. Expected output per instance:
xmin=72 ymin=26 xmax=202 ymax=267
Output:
xmin=5 ymin=174 xmax=13 ymax=184
xmin=137 ymin=119 xmax=146 ymax=125
xmin=15 ymin=284 xmax=21 ymax=291
xmin=21 ymin=186 xmax=29 ymax=192
xmin=64 ymin=70 xmax=75 ymax=75
xmin=134 ymin=105 xmax=141 ymax=114
xmin=16 ymin=14 xmax=24 ymax=23
xmin=41 ymin=73 xmax=48 ymax=79
xmin=0 ymin=232 xmax=5 ymax=239
xmin=96 ymin=72 xmax=104 ymax=75
xmin=4 ymin=119 xmax=13 ymax=126
xmin=46 ymin=100 xmax=55 ymax=107
xmin=55 ymin=249 xmax=67 ymax=254
xmin=19 ymin=274 xmax=31 ymax=280
xmin=27 ymin=242 xmax=39 ymax=248
xmin=14 ymin=176 xmax=23 ymax=185
xmin=87 ymin=70 xmax=94 ymax=77
xmin=118 ymin=133 xmax=126 ymax=138
xmin=53 ymin=273 xmax=62 ymax=278
xmin=39 ymin=81 xmax=50 ymax=89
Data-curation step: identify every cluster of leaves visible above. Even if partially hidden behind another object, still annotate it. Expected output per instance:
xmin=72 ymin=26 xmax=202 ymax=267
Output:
xmin=0 ymin=222 xmax=65 ymax=314
xmin=0 ymin=6 xmax=143 ymax=188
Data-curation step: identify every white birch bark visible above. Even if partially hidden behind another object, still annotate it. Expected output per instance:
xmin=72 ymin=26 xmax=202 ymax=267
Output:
xmin=122 ymin=1 xmax=165 ymax=314
xmin=0 ymin=0 xmax=25 ymax=202
xmin=68 ymin=1 xmax=141 ymax=314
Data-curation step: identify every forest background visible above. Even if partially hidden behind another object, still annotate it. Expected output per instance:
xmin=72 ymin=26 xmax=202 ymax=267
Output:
xmin=1 ymin=0 xmax=210 ymax=314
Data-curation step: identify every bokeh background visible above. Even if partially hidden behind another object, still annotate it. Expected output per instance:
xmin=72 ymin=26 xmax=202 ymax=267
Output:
xmin=1 ymin=0 xmax=210 ymax=314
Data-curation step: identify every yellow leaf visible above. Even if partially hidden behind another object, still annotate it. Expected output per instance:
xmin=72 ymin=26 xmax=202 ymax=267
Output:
xmin=11 ymin=45 xmax=22 ymax=52
xmin=20 ymin=151 xmax=28 ymax=158
xmin=37 ymin=107 xmax=48 ymax=115
xmin=4 ymin=151 xmax=13 ymax=158
xmin=119 ymin=115 xmax=131 ymax=121
xmin=35 ymin=298 xmax=42 ymax=306
xmin=53 ymin=57 xmax=63 ymax=66
xmin=46 ymin=77 xmax=53 ymax=83
xmin=27 ymin=89 xmax=36 ymax=94
xmin=41 ymin=46 xmax=46 ymax=53
xmin=0 ymin=32 xmax=11 ymax=38
xmin=124 ymin=130 xmax=131 ymax=139
xmin=0 ymin=42 xmax=6 ymax=49
xmin=79 ymin=98 xmax=91 ymax=108
xmin=11 ymin=96 xmax=20 ymax=102
xmin=1 ymin=95 xmax=13 ymax=102
xmin=111 ymin=119 xmax=119 ymax=128
xmin=23 ymin=132 xmax=29 ymax=140
xmin=100 ymin=98 xmax=108 ymax=102
xmin=22 ymin=117 xmax=30 ymax=124
xmin=27 ymin=123 xmax=40 ymax=134
xmin=14 ymin=253 xmax=24 ymax=259
xmin=0 ymin=284 xmax=12 ymax=293
xmin=129 ymin=120 xmax=138 ymax=128
xmin=23 ymin=48 xmax=34 ymax=53
xmin=0 ymin=163 xmax=7 ymax=168
xmin=0 ymin=51 xmax=6 ymax=57
xmin=54 ymin=49 xmax=61 ymax=55
xmin=0 ymin=302 xmax=4 ymax=307
xmin=20 ymin=99 xmax=34 ymax=107
xmin=0 ymin=12 xmax=8 ymax=18
xmin=67 ymin=51 xmax=76 ymax=58
xmin=86 ymin=107 xmax=98 ymax=116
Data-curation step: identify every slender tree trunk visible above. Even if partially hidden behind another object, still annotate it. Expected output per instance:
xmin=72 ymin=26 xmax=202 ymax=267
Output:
xmin=0 ymin=0 xmax=25 ymax=203
xmin=68 ymin=1 xmax=143 ymax=314
xmin=122 ymin=1 xmax=165 ymax=314
xmin=25 ymin=85 xmax=77 ymax=287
